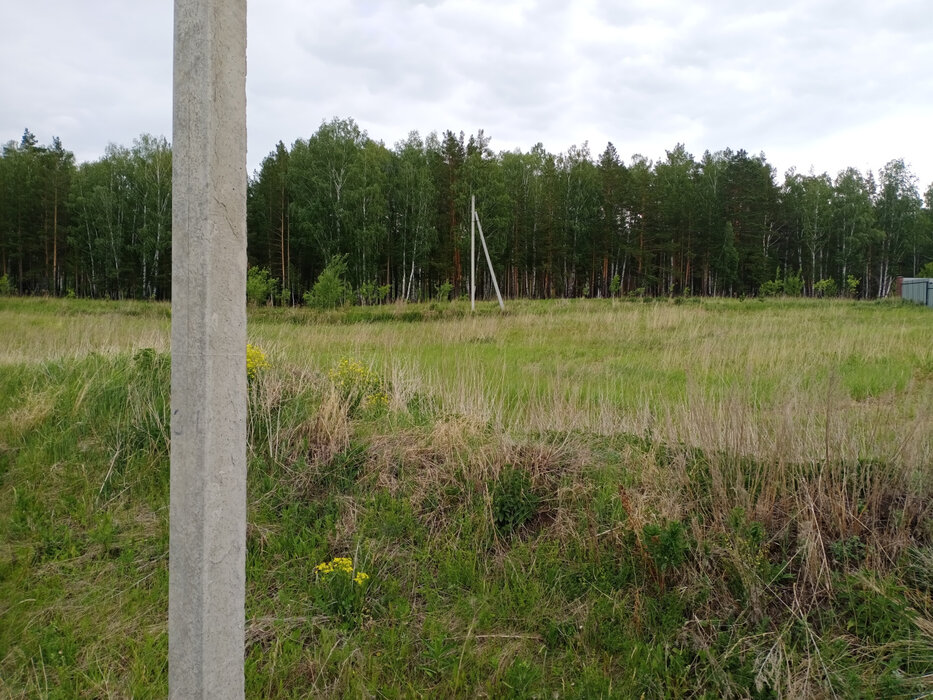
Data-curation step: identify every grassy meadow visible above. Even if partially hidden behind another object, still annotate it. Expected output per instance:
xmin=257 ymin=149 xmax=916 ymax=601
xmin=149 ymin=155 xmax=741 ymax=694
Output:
xmin=1 ymin=296 xmax=931 ymax=697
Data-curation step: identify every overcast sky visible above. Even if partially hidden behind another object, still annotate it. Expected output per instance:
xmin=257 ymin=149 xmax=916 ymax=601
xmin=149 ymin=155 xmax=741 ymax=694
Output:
xmin=2 ymin=0 xmax=931 ymax=191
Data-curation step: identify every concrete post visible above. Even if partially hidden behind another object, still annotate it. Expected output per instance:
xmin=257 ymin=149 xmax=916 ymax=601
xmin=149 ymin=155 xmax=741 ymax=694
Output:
xmin=170 ymin=0 xmax=247 ymax=697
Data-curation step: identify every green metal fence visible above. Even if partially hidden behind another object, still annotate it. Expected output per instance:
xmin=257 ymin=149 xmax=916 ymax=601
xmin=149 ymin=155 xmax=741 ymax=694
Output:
xmin=900 ymin=278 xmax=933 ymax=308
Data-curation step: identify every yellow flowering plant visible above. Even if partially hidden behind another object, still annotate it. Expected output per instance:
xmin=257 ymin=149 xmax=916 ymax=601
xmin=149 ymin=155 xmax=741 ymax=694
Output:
xmin=314 ymin=556 xmax=370 ymax=585
xmin=246 ymin=343 xmax=270 ymax=382
xmin=328 ymin=357 xmax=389 ymax=413
xmin=362 ymin=391 xmax=389 ymax=411
xmin=313 ymin=556 xmax=371 ymax=623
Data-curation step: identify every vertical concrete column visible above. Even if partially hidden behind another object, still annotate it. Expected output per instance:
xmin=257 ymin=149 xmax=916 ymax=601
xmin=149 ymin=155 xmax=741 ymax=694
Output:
xmin=170 ymin=0 xmax=247 ymax=697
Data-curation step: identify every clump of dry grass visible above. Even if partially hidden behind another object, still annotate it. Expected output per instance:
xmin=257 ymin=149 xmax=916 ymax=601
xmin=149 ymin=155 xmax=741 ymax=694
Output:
xmin=296 ymin=387 xmax=352 ymax=468
xmin=248 ymin=365 xmax=353 ymax=499
xmin=1 ymin=386 xmax=57 ymax=440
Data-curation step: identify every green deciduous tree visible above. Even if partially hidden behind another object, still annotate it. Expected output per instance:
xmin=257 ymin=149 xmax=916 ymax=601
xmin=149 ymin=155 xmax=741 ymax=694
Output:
xmin=874 ymin=159 xmax=922 ymax=296
xmin=390 ymin=131 xmax=438 ymax=300
xmin=831 ymin=168 xmax=875 ymax=292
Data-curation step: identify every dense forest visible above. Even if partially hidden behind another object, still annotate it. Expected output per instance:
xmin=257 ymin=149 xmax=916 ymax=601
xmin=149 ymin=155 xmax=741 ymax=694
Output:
xmin=2 ymin=119 xmax=932 ymax=301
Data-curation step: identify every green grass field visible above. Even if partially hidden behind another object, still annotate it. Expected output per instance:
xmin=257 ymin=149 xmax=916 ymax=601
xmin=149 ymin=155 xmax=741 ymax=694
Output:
xmin=1 ymin=296 xmax=931 ymax=697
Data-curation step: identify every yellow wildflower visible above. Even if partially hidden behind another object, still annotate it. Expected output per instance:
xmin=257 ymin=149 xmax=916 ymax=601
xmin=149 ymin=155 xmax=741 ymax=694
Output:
xmin=315 ymin=556 xmax=369 ymax=586
xmin=246 ymin=343 xmax=270 ymax=381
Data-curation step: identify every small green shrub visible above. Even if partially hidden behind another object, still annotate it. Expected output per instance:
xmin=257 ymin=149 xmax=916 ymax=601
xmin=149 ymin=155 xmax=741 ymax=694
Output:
xmin=246 ymin=266 xmax=279 ymax=306
xmin=358 ymin=280 xmax=389 ymax=305
xmin=759 ymin=267 xmax=804 ymax=297
xmin=304 ymin=255 xmax=350 ymax=309
xmin=641 ymin=520 xmax=689 ymax=580
xmin=759 ymin=279 xmax=782 ymax=296
xmin=609 ymin=273 xmax=621 ymax=297
xmin=435 ymin=280 xmax=453 ymax=302
xmin=492 ymin=466 xmax=539 ymax=534
xmin=783 ymin=269 xmax=804 ymax=296
xmin=759 ymin=267 xmax=783 ymax=296
xmin=846 ymin=274 xmax=861 ymax=298
xmin=0 ymin=274 xmax=13 ymax=295
xmin=814 ymin=277 xmax=838 ymax=298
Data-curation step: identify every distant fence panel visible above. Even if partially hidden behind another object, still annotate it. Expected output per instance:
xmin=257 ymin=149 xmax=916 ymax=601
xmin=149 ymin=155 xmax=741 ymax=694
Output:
xmin=900 ymin=278 xmax=933 ymax=308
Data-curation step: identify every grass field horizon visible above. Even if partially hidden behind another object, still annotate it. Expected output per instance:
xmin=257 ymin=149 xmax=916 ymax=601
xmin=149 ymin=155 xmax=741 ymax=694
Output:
xmin=3 ymin=295 xmax=931 ymax=466
xmin=1 ymin=296 xmax=931 ymax=696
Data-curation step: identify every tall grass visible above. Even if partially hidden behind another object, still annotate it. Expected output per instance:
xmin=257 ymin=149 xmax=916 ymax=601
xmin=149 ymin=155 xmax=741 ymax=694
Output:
xmin=1 ymin=296 xmax=931 ymax=696
xmin=245 ymin=297 xmax=933 ymax=467
xmin=4 ymin=296 xmax=930 ymax=469
xmin=0 ymin=298 xmax=170 ymax=365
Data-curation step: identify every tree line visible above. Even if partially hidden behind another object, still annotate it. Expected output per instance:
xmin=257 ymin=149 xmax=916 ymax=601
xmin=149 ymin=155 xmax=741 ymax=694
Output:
xmin=2 ymin=120 xmax=932 ymax=301
xmin=0 ymin=130 xmax=171 ymax=298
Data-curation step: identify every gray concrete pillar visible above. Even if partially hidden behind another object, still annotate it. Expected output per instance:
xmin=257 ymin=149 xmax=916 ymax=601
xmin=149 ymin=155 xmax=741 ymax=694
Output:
xmin=170 ymin=0 xmax=247 ymax=697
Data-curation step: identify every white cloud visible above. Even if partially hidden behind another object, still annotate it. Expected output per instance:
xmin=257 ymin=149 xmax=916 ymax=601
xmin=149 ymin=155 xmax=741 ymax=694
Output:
xmin=1 ymin=0 xmax=930 ymax=189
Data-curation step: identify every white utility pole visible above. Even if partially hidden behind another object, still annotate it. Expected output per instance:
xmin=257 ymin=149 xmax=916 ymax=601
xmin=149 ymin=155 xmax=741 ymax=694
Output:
xmin=170 ymin=0 xmax=247 ymax=697
xmin=471 ymin=195 xmax=504 ymax=311
xmin=471 ymin=195 xmax=477 ymax=311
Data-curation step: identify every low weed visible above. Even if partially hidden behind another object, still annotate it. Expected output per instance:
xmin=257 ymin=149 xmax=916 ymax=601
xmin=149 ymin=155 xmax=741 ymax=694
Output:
xmin=491 ymin=466 xmax=540 ymax=535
